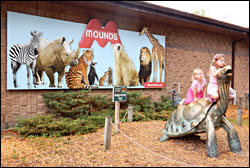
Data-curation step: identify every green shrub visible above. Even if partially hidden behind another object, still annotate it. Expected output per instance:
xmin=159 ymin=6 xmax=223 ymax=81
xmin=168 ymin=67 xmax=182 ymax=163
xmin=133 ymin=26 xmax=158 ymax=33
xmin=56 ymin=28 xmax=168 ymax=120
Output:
xmin=85 ymin=95 xmax=114 ymax=113
xmin=121 ymin=92 xmax=175 ymax=121
xmin=119 ymin=107 xmax=172 ymax=122
xmin=15 ymin=90 xmax=176 ymax=137
xmin=121 ymin=91 xmax=155 ymax=112
xmin=42 ymin=90 xmax=114 ymax=118
xmin=42 ymin=90 xmax=90 ymax=118
xmin=154 ymin=95 xmax=176 ymax=112
xmin=14 ymin=109 xmax=115 ymax=137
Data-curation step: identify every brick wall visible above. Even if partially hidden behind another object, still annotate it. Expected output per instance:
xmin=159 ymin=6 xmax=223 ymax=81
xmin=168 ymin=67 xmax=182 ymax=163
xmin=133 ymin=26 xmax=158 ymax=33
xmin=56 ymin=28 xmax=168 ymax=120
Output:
xmin=1 ymin=1 xmax=249 ymax=128
xmin=234 ymin=41 xmax=249 ymax=98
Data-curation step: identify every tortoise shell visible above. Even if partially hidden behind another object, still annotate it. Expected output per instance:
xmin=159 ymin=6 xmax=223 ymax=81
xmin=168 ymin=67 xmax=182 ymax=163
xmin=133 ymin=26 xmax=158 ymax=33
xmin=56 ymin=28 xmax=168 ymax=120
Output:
xmin=162 ymin=98 xmax=213 ymax=138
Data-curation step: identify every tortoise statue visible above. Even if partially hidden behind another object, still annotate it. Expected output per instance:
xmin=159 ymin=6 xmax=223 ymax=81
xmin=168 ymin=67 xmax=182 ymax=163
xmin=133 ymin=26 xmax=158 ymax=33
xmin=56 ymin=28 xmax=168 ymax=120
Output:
xmin=159 ymin=65 xmax=242 ymax=158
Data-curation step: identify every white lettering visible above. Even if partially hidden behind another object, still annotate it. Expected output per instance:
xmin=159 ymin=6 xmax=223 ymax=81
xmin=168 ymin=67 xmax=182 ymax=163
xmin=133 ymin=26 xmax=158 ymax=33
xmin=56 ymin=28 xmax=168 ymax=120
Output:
xmin=114 ymin=94 xmax=126 ymax=96
xmin=99 ymin=31 xmax=103 ymax=39
xmin=109 ymin=33 xmax=113 ymax=40
xmin=146 ymin=83 xmax=163 ymax=87
xmin=86 ymin=30 xmax=92 ymax=37
xmin=104 ymin=32 xmax=109 ymax=39
xmin=86 ymin=29 xmax=120 ymax=41
xmin=93 ymin=31 xmax=99 ymax=38
xmin=114 ymin=34 xmax=118 ymax=41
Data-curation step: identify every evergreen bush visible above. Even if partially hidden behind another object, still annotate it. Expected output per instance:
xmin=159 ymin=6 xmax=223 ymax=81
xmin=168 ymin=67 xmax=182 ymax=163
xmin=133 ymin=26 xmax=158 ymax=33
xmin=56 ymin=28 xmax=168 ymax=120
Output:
xmin=154 ymin=95 xmax=176 ymax=112
xmin=121 ymin=91 xmax=155 ymax=112
xmin=42 ymin=90 xmax=114 ymax=118
xmin=15 ymin=90 xmax=176 ymax=137
xmin=14 ymin=109 xmax=115 ymax=137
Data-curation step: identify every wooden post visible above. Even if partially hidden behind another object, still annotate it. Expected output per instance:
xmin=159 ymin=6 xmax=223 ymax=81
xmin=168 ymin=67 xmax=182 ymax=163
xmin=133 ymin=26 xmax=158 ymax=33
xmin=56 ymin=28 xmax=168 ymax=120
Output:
xmin=237 ymin=98 xmax=243 ymax=126
xmin=245 ymin=93 xmax=249 ymax=110
xmin=128 ymin=104 xmax=134 ymax=122
xmin=103 ymin=116 xmax=112 ymax=151
xmin=115 ymin=102 xmax=120 ymax=133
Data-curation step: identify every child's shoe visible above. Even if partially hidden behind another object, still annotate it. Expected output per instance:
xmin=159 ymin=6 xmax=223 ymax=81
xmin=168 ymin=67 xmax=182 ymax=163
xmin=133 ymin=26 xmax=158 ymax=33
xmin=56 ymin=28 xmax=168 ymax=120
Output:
xmin=209 ymin=98 xmax=216 ymax=102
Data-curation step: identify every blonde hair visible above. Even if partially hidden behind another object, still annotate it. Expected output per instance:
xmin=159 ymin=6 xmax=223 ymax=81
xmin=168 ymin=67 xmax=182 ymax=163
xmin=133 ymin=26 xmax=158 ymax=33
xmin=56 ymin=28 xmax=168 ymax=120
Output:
xmin=207 ymin=53 xmax=226 ymax=76
xmin=191 ymin=68 xmax=204 ymax=81
xmin=210 ymin=53 xmax=226 ymax=68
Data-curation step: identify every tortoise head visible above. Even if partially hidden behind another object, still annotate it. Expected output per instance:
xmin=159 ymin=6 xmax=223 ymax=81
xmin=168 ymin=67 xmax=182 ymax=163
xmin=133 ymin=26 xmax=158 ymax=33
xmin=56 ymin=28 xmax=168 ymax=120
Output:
xmin=217 ymin=65 xmax=233 ymax=83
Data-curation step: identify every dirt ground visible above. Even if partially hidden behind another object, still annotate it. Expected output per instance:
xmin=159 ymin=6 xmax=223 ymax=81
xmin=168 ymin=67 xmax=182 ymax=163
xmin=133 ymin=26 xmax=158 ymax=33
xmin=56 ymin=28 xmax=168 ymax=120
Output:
xmin=1 ymin=105 xmax=249 ymax=167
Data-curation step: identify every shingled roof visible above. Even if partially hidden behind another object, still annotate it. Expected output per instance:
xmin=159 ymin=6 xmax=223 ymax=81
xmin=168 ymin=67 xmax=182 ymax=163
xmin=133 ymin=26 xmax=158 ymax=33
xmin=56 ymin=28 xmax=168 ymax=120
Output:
xmin=54 ymin=1 xmax=249 ymax=40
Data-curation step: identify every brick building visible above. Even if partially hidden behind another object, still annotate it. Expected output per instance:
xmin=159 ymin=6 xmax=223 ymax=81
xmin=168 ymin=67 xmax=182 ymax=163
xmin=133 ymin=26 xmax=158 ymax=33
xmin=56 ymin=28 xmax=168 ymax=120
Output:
xmin=1 ymin=1 xmax=249 ymax=128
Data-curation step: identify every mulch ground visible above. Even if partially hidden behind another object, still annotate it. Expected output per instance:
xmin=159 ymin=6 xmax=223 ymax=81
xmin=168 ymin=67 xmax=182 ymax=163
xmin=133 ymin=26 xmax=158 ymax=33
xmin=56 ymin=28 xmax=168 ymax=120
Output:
xmin=1 ymin=105 xmax=249 ymax=167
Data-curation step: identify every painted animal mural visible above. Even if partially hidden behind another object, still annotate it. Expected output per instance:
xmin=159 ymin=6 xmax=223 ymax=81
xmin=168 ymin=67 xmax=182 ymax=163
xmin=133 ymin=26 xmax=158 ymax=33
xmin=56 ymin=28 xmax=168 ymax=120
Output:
xmin=9 ymin=31 xmax=43 ymax=88
xmin=140 ymin=26 xmax=165 ymax=83
xmin=160 ymin=66 xmax=242 ymax=158
xmin=35 ymin=37 xmax=79 ymax=88
xmin=107 ymin=67 xmax=113 ymax=86
xmin=139 ymin=47 xmax=152 ymax=86
xmin=65 ymin=48 xmax=94 ymax=89
xmin=88 ymin=62 xmax=98 ymax=85
xmin=112 ymin=43 xmax=139 ymax=87
xmin=99 ymin=71 xmax=108 ymax=86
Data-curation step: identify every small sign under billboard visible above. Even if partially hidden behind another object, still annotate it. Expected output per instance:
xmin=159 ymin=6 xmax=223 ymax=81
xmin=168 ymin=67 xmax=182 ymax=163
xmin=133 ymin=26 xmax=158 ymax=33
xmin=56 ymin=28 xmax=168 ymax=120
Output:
xmin=113 ymin=87 xmax=127 ymax=102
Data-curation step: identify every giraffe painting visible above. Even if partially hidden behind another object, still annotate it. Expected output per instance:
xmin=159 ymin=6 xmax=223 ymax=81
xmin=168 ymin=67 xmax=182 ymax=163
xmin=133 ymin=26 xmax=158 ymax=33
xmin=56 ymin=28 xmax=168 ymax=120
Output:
xmin=140 ymin=26 xmax=165 ymax=83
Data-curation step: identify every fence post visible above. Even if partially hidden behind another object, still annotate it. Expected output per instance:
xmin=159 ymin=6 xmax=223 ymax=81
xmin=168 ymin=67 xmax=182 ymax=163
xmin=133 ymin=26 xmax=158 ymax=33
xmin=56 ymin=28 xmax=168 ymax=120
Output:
xmin=245 ymin=93 xmax=249 ymax=110
xmin=115 ymin=102 xmax=120 ymax=133
xmin=103 ymin=116 xmax=112 ymax=151
xmin=128 ymin=104 xmax=134 ymax=122
xmin=237 ymin=98 xmax=243 ymax=126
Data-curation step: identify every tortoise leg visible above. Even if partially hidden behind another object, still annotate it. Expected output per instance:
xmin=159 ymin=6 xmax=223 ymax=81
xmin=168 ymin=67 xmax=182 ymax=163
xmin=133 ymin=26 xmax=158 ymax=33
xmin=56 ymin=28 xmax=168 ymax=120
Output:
xmin=221 ymin=116 xmax=242 ymax=153
xmin=205 ymin=113 xmax=218 ymax=158
xmin=159 ymin=129 xmax=169 ymax=142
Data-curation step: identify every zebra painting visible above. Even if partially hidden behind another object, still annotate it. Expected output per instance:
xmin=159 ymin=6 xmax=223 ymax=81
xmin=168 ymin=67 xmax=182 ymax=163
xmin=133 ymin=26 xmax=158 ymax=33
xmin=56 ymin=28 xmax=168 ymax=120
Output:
xmin=9 ymin=31 xmax=43 ymax=88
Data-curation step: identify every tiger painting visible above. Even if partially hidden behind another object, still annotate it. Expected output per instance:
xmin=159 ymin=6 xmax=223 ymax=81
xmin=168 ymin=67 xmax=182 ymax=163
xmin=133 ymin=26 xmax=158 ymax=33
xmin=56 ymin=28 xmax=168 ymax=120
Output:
xmin=65 ymin=48 xmax=95 ymax=89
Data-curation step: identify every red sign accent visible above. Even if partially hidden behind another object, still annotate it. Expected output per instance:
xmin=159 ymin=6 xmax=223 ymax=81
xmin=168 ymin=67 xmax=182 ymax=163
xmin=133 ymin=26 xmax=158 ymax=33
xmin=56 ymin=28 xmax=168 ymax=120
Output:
xmin=144 ymin=82 xmax=165 ymax=88
xmin=79 ymin=18 xmax=122 ymax=48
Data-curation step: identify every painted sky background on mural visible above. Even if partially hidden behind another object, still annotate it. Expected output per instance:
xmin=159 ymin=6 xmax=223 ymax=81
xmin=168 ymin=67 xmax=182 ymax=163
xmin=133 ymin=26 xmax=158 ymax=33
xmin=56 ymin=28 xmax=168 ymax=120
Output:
xmin=145 ymin=1 xmax=249 ymax=28
xmin=7 ymin=11 xmax=165 ymax=90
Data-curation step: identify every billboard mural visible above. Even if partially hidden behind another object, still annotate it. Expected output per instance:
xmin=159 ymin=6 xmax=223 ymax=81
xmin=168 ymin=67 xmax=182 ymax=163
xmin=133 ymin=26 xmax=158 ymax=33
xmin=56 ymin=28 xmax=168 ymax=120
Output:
xmin=7 ymin=11 xmax=165 ymax=90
